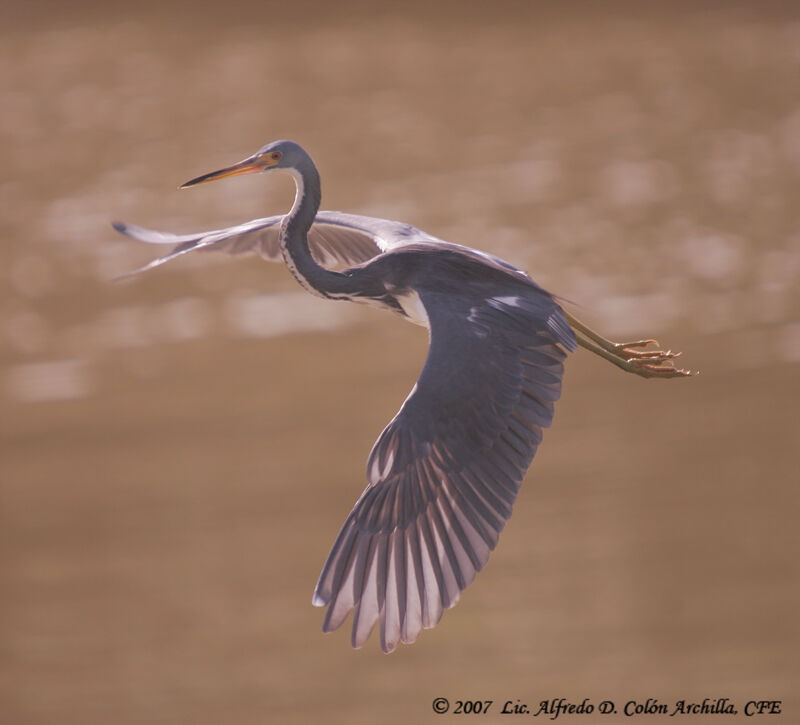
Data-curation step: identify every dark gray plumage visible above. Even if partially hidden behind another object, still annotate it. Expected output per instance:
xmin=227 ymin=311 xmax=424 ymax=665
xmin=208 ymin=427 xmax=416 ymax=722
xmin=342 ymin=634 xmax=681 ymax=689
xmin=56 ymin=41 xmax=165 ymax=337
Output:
xmin=114 ymin=139 xmax=691 ymax=653
xmin=310 ymin=249 xmax=575 ymax=651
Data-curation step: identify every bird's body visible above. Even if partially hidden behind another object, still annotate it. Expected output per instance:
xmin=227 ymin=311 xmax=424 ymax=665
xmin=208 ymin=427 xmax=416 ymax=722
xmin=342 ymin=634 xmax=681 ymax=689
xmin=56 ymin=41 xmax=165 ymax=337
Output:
xmin=115 ymin=140 xmax=691 ymax=653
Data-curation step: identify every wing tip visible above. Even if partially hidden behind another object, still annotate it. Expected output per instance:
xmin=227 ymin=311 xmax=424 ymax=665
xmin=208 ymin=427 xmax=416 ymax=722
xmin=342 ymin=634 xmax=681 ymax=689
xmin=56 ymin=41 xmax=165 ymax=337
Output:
xmin=111 ymin=220 xmax=152 ymax=242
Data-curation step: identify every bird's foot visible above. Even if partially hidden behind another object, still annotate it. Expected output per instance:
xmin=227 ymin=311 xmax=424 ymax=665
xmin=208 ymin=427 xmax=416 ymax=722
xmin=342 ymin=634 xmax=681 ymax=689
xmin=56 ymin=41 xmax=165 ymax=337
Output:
xmin=563 ymin=312 xmax=697 ymax=379
xmin=610 ymin=340 xmax=695 ymax=379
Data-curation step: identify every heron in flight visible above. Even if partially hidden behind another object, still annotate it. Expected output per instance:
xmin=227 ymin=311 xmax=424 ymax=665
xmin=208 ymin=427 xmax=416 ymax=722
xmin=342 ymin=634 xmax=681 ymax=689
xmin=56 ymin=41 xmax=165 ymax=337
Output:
xmin=114 ymin=140 xmax=692 ymax=653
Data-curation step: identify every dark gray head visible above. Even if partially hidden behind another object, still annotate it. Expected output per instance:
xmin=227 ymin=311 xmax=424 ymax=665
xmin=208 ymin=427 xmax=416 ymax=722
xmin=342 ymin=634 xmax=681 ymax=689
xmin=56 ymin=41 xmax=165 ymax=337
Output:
xmin=180 ymin=139 xmax=315 ymax=188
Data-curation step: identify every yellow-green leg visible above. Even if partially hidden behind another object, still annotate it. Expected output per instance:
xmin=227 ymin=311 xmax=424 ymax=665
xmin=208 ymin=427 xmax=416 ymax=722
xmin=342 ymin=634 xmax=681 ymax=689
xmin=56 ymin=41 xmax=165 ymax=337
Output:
xmin=563 ymin=310 xmax=695 ymax=379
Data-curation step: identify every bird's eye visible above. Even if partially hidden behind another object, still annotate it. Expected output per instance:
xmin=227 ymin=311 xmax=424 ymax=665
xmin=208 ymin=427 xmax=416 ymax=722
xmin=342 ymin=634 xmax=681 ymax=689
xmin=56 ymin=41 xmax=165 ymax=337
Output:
xmin=271 ymin=152 xmax=282 ymax=161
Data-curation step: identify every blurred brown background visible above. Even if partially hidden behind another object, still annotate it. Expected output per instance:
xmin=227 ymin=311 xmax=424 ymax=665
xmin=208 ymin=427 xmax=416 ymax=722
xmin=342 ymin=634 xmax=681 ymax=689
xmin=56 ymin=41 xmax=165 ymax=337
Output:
xmin=1 ymin=1 xmax=799 ymax=723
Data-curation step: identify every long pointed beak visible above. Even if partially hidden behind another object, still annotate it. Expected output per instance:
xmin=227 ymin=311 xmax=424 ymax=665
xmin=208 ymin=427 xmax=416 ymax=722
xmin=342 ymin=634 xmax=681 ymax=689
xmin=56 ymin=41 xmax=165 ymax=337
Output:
xmin=180 ymin=153 xmax=275 ymax=189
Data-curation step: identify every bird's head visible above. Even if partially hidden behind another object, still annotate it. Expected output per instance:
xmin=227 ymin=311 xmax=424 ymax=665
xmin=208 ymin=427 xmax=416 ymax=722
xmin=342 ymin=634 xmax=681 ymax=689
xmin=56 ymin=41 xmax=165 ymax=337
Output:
xmin=180 ymin=140 xmax=308 ymax=188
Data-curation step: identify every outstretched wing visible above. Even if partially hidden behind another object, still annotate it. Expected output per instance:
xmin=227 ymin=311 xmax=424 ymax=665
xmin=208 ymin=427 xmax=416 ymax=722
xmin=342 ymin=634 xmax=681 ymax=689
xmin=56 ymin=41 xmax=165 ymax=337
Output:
xmin=312 ymin=289 xmax=577 ymax=652
xmin=112 ymin=211 xmax=445 ymax=277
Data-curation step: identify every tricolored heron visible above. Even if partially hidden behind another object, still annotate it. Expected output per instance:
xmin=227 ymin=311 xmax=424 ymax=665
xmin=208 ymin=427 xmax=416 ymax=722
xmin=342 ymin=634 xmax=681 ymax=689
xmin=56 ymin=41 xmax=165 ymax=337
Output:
xmin=114 ymin=140 xmax=692 ymax=653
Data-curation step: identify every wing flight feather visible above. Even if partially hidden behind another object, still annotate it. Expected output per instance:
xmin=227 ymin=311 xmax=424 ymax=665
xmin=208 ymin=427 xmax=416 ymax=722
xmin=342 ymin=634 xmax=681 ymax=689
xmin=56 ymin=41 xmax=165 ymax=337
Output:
xmin=113 ymin=211 xmax=444 ymax=277
xmin=312 ymin=289 xmax=576 ymax=652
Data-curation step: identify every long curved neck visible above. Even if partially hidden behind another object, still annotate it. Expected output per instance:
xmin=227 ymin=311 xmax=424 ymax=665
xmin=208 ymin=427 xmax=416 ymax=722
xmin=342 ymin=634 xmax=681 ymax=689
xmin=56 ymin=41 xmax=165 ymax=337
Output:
xmin=280 ymin=160 xmax=357 ymax=298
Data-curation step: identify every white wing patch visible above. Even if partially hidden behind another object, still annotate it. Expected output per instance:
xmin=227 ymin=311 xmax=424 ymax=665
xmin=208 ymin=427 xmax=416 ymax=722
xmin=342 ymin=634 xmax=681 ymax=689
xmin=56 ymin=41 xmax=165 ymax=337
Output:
xmin=487 ymin=295 xmax=522 ymax=309
xmin=395 ymin=290 xmax=430 ymax=328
